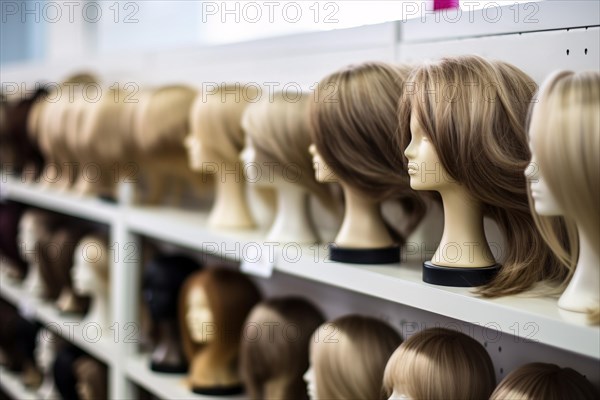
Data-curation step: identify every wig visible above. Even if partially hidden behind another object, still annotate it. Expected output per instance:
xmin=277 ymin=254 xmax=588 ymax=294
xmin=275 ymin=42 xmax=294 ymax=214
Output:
xmin=240 ymin=297 xmax=325 ymax=400
xmin=242 ymin=91 xmax=334 ymax=210
xmin=4 ymin=88 xmax=48 ymax=178
xmin=189 ymin=84 xmax=260 ymax=163
xmin=398 ymin=55 xmax=566 ymax=297
xmin=0 ymin=202 xmax=27 ymax=279
xmin=310 ymin=315 xmax=401 ymax=400
xmin=73 ymin=356 xmax=108 ymax=400
xmin=383 ymin=327 xmax=495 ymax=400
xmin=310 ymin=62 xmax=425 ymax=238
xmin=528 ymin=71 xmax=600 ymax=309
xmin=178 ymin=268 xmax=261 ymax=387
xmin=490 ymin=362 xmax=598 ymax=400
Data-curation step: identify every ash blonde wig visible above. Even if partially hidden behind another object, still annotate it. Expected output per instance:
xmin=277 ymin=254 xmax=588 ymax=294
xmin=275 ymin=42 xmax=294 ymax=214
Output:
xmin=190 ymin=84 xmax=260 ymax=163
xmin=179 ymin=268 xmax=261 ymax=375
xmin=240 ymin=297 xmax=324 ymax=400
xmin=310 ymin=62 xmax=425 ymax=237
xmin=490 ymin=362 xmax=598 ymax=400
xmin=528 ymin=71 xmax=600 ymax=309
xmin=310 ymin=315 xmax=401 ymax=400
xmin=398 ymin=55 xmax=566 ymax=297
xmin=242 ymin=91 xmax=334 ymax=210
xmin=133 ymin=85 xmax=197 ymax=153
xmin=383 ymin=327 xmax=495 ymax=400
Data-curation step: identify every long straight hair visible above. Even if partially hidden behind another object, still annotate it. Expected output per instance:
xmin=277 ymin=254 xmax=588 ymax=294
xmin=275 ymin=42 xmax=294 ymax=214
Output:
xmin=529 ymin=70 xmax=600 ymax=321
xmin=398 ymin=55 xmax=566 ymax=297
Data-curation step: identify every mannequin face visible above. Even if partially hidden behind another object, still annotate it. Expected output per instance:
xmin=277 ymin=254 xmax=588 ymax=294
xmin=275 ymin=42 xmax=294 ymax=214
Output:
xmin=309 ymin=144 xmax=337 ymax=183
xmin=404 ymin=113 xmax=452 ymax=191
xmin=240 ymin=137 xmax=283 ymax=186
xmin=35 ymin=330 xmax=55 ymax=373
xmin=185 ymin=286 xmax=214 ymax=343
xmin=526 ymin=145 xmax=563 ymax=216
xmin=17 ymin=216 xmax=37 ymax=263
xmin=303 ymin=366 xmax=317 ymax=400
xmin=71 ymin=245 xmax=99 ymax=295
xmin=184 ymin=134 xmax=220 ymax=171
xmin=143 ymin=276 xmax=175 ymax=320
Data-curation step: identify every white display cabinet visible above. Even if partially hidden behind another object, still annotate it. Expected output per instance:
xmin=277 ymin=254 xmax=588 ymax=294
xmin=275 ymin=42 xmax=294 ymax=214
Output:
xmin=1 ymin=2 xmax=599 ymax=399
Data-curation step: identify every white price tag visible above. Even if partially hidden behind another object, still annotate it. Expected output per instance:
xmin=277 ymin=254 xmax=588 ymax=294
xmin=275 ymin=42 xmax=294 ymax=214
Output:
xmin=240 ymin=243 xmax=275 ymax=278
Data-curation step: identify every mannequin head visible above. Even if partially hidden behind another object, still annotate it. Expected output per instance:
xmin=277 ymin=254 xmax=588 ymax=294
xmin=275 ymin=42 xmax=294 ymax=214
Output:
xmin=179 ymin=268 xmax=261 ymax=364
xmin=186 ymin=84 xmax=260 ymax=169
xmin=74 ymin=356 xmax=107 ymax=400
xmin=527 ymin=71 xmax=600 ymax=274
xmin=71 ymin=234 xmax=109 ymax=297
xmin=384 ymin=328 xmax=495 ymax=400
xmin=308 ymin=144 xmax=338 ymax=183
xmin=240 ymin=297 xmax=325 ymax=400
xmin=143 ymin=254 xmax=200 ymax=322
xmin=307 ymin=315 xmax=401 ymax=400
xmin=35 ymin=329 xmax=65 ymax=374
xmin=17 ymin=210 xmax=60 ymax=265
xmin=310 ymin=62 xmax=425 ymax=236
xmin=241 ymin=92 xmax=333 ymax=205
xmin=399 ymin=55 xmax=566 ymax=296
xmin=490 ymin=362 xmax=598 ymax=400
xmin=133 ymin=85 xmax=197 ymax=154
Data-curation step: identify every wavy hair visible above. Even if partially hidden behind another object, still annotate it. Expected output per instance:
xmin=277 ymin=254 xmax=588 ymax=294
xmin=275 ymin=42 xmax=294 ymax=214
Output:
xmin=398 ymin=55 xmax=566 ymax=297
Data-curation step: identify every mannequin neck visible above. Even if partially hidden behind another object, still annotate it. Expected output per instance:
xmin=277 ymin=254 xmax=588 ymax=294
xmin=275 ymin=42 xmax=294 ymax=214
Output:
xmin=152 ymin=319 xmax=185 ymax=366
xmin=433 ymin=186 xmax=495 ymax=268
xmin=335 ymin=184 xmax=394 ymax=248
xmin=208 ymin=164 xmax=254 ymax=229
xmin=84 ymin=281 xmax=109 ymax=331
xmin=558 ymin=226 xmax=600 ymax=312
xmin=267 ymin=182 xmax=318 ymax=243
xmin=190 ymin=345 xmax=239 ymax=388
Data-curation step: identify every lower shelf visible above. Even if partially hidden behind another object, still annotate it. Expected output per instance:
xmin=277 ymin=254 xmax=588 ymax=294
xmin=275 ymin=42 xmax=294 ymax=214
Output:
xmin=0 ymin=366 xmax=39 ymax=400
xmin=0 ymin=280 xmax=116 ymax=366
xmin=125 ymin=354 xmax=246 ymax=400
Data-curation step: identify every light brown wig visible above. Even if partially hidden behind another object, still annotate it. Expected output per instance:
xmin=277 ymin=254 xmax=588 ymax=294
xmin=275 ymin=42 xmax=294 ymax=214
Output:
xmin=490 ymin=362 xmax=598 ymax=400
xmin=384 ymin=327 xmax=495 ymax=400
xmin=311 ymin=315 xmax=402 ymax=400
xmin=398 ymin=55 xmax=566 ymax=297
xmin=179 ymin=268 xmax=261 ymax=385
xmin=240 ymin=297 xmax=324 ymax=400
xmin=310 ymin=62 xmax=425 ymax=239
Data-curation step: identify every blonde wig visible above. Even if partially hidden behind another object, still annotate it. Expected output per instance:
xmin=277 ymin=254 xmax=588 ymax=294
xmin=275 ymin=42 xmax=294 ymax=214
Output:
xmin=240 ymin=297 xmax=324 ymax=400
xmin=528 ymin=71 xmax=600 ymax=309
xmin=73 ymin=356 xmax=107 ymax=400
xmin=490 ymin=362 xmax=598 ymax=400
xmin=179 ymin=268 xmax=261 ymax=385
xmin=310 ymin=315 xmax=401 ymax=400
xmin=398 ymin=55 xmax=566 ymax=297
xmin=310 ymin=62 xmax=425 ymax=238
xmin=189 ymin=84 xmax=260 ymax=165
xmin=242 ymin=91 xmax=335 ymax=211
xmin=383 ymin=327 xmax=495 ymax=400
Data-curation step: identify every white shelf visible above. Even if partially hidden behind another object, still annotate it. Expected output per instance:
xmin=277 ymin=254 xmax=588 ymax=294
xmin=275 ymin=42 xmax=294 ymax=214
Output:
xmin=125 ymin=206 xmax=600 ymax=359
xmin=0 ymin=179 xmax=116 ymax=224
xmin=0 ymin=280 xmax=116 ymax=366
xmin=125 ymin=354 xmax=246 ymax=400
xmin=0 ymin=366 xmax=39 ymax=400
